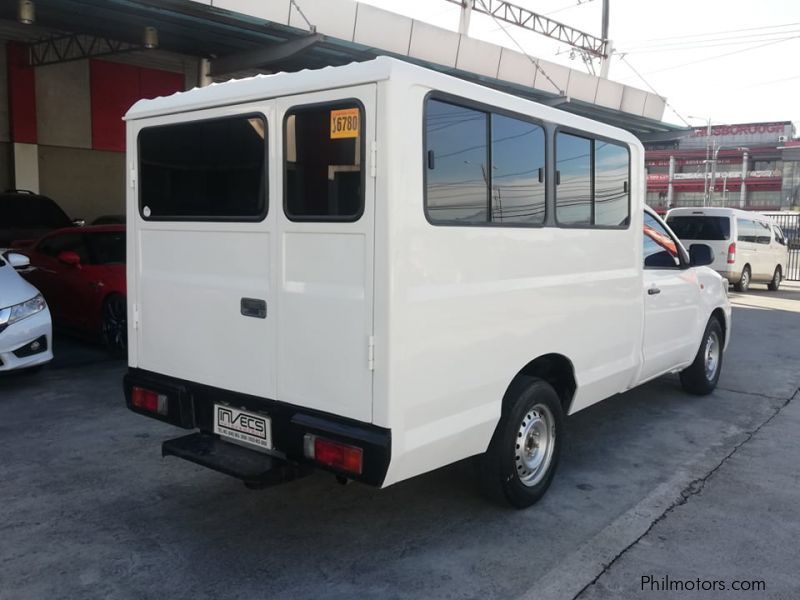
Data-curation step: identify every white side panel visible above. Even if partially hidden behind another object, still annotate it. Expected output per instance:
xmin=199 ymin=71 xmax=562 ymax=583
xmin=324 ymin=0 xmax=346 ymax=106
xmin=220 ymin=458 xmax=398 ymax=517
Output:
xmin=379 ymin=80 xmax=645 ymax=486
xmin=408 ymin=20 xmax=460 ymax=67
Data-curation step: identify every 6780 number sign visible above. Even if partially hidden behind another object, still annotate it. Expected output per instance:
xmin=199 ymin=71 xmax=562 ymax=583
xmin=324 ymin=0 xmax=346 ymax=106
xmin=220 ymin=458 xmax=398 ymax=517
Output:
xmin=330 ymin=108 xmax=360 ymax=139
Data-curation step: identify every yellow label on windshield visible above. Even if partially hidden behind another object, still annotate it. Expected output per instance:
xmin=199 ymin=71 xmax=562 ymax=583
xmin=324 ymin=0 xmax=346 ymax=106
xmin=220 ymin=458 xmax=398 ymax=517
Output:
xmin=330 ymin=108 xmax=360 ymax=139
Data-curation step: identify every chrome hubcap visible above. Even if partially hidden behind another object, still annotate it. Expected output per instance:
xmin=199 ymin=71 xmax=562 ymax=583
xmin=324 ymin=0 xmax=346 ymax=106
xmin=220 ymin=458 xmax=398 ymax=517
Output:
xmin=515 ymin=404 xmax=555 ymax=487
xmin=705 ymin=331 xmax=720 ymax=381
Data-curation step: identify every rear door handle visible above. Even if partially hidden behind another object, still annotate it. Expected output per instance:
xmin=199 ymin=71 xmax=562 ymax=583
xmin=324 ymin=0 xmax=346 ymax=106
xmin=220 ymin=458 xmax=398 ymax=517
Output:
xmin=240 ymin=298 xmax=267 ymax=318
xmin=648 ymin=287 xmax=661 ymax=295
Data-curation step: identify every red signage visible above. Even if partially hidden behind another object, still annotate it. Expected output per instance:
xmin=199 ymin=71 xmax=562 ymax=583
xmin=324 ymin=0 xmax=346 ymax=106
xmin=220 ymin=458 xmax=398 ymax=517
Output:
xmin=692 ymin=123 xmax=787 ymax=137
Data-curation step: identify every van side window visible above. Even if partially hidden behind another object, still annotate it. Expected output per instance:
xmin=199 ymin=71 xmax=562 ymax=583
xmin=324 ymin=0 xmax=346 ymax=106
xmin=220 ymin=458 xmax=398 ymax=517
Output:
xmin=643 ymin=212 xmax=680 ymax=268
xmin=284 ymin=102 xmax=364 ymax=221
xmin=424 ymin=97 xmax=546 ymax=226
xmin=139 ymin=115 xmax=267 ymax=221
xmin=425 ymin=100 xmax=489 ymax=223
xmin=737 ymin=218 xmax=756 ymax=242
xmin=555 ymin=132 xmax=630 ymax=228
xmin=755 ymin=221 xmax=772 ymax=245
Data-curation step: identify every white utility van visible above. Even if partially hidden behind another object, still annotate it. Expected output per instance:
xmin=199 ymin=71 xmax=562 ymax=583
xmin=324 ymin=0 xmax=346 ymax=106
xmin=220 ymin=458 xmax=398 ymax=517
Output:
xmin=123 ymin=58 xmax=731 ymax=508
xmin=666 ymin=207 xmax=789 ymax=292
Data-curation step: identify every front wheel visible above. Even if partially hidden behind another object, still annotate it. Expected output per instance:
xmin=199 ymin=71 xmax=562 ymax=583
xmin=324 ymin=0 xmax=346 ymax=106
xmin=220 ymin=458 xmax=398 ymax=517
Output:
xmin=679 ymin=318 xmax=723 ymax=395
xmin=767 ymin=266 xmax=782 ymax=291
xmin=102 ymin=294 xmax=128 ymax=357
xmin=733 ymin=265 xmax=750 ymax=292
xmin=478 ymin=378 xmax=563 ymax=509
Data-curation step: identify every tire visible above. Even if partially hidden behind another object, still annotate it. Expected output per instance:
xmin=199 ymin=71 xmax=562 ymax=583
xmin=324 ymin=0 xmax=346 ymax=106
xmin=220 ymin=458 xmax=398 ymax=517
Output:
xmin=767 ymin=266 xmax=781 ymax=291
xmin=733 ymin=265 xmax=750 ymax=292
xmin=679 ymin=318 xmax=724 ymax=396
xmin=102 ymin=294 xmax=128 ymax=358
xmin=478 ymin=378 xmax=563 ymax=509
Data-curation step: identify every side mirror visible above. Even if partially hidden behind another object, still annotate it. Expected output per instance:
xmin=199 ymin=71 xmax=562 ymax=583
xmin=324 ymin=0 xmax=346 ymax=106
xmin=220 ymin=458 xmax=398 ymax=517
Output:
xmin=58 ymin=250 xmax=81 ymax=267
xmin=689 ymin=244 xmax=714 ymax=267
xmin=6 ymin=252 xmax=30 ymax=269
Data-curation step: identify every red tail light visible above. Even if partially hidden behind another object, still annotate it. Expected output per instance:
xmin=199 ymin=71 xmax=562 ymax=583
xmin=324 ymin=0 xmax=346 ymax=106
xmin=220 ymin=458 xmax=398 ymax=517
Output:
xmin=727 ymin=242 xmax=736 ymax=264
xmin=304 ymin=434 xmax=363 ymax=475
xmin=131 ymin=386 xmax=168 ymax=416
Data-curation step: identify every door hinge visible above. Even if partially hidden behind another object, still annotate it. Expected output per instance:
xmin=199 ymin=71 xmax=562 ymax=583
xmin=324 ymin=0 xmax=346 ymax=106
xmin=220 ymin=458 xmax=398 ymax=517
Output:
xmin=132 ymin=303 xmax=140 ymax=330
xmin=367 ymin=335 xmax=375 ymax=371
xmin=370 ymin=141 xmax=377 ymax=178
xmin=129 ymin=161 xmax=137 ymax=190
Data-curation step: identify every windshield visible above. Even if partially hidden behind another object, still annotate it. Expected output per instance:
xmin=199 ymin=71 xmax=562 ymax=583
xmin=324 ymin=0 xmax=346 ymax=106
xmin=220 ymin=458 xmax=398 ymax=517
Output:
xmin=666 ymin=215 xmax=730 ymax=241
xmin=1 ymin=195 xmax=72 ymax=229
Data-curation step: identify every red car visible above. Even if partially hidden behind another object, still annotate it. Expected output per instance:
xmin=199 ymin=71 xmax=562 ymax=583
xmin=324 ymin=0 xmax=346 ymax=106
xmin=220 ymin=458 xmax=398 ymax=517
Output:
xmin=21 ymin=225 xmax=127 ymax=355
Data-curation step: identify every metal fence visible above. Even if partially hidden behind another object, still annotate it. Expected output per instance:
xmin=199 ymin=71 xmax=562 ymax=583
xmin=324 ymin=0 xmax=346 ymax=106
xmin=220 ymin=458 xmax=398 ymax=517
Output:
xmin=765 ymin=212 xmax=800 ymax=281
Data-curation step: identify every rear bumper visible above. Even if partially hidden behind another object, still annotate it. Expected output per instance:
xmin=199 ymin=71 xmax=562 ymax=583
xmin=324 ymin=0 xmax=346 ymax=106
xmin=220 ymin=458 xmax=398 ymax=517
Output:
xmin=124 ymin=368 xmax=391 ymax=486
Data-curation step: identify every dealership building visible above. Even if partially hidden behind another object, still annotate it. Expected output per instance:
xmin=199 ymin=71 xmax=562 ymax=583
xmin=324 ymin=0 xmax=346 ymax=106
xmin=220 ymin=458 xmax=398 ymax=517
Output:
xmin=0 ymin=0 xmax=684 ymax=223
xmin=644 ymin=121 xmax=800 ymax=213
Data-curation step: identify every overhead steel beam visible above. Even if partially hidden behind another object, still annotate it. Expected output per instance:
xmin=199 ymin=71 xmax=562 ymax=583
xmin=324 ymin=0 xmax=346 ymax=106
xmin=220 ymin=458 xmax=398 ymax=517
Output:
xmin=27 ymin=33 xmax=141 ymax=67
xmin=209 ymin=33 xmax=324 ymax=76
xmin=446 ymin=0 xmax=607 ymax=58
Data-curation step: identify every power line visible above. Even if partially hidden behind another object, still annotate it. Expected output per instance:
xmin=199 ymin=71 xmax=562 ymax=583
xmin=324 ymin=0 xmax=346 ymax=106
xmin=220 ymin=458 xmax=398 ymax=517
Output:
xmin=618 ymin=55 xmax=691 ymax=127
xmin=620 ymin=29 xmax=800 ymax=53
xmin=638 ymin=35 xmax=800 ymax=76
xmin=544 ymin=0 xmax=596 ymax=17
xmin=622 ymin=21 xmax=800 ymax=46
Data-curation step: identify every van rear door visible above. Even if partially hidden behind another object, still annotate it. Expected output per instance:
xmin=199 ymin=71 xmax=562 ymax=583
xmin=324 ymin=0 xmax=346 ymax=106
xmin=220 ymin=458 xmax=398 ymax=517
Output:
xmin=275 ymin=86 xmax=376 ymax=423
xmin=666 ymin=212 xmax=731 ymax=271
xmin=133 ymin=105 xmax=277 ymax=400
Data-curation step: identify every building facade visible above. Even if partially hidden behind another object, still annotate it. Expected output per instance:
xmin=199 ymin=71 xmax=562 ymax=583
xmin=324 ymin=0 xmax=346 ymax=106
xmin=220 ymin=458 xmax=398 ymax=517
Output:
xmin=645 ymin=121 xmax=799 ymax=213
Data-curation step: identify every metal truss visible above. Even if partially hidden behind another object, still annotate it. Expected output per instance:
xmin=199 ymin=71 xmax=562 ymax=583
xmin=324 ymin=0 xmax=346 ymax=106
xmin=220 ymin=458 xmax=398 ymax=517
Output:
xmin=28 ymin=34 xmax=141 ymax=67
xmin=445 ymin=0 xmax=607 ymax=58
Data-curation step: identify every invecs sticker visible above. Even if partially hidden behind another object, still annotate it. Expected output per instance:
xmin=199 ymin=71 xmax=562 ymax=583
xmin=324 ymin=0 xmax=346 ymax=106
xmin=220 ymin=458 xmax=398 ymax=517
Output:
xmin=330 ymin=108 xmax=360 ymax=139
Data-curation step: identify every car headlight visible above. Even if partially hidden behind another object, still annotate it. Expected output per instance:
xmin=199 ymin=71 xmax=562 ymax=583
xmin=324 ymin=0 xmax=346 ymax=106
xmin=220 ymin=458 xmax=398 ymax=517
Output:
xmin=0 ymin=294 xmax=47 ymax=330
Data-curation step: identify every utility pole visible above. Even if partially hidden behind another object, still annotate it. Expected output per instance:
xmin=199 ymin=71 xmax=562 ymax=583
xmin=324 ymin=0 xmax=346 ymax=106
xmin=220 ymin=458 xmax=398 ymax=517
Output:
xmin=458 ymin=0 xmax=473 ymax=35
xmin=599 ymin=0 xmax=612 ymax=78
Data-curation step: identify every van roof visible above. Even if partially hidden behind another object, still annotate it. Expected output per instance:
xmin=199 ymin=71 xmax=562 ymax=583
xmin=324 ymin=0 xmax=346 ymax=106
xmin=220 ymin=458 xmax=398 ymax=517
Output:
xmin=666 ymin=207 xmax=773 ymax=220
xmin=123 ymin=57 xmax=640 ymax=147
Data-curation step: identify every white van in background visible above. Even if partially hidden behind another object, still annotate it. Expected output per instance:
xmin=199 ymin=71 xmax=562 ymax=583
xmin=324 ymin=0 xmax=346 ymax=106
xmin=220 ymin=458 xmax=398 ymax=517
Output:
xmin=666 ymin=207 xmax=789 ymax=292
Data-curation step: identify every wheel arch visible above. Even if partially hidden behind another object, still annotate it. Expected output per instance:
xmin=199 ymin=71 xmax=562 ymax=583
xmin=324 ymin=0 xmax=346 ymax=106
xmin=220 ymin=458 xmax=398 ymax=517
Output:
xmin=504 ymin=354 xmax=577 ymax=416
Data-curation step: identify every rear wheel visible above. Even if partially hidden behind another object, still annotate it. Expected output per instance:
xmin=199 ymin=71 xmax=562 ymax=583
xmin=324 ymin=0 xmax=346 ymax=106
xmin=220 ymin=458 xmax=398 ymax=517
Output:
xmin=478 ymin=378 xmax=563 ymax=509
xmin=733 ymin=265 xmax=750 ymax=292
xmin=767 ymin=266 xmax=782 ymax=291
xmin=679 ymin=318 xmax=723 ymax=395
xmin=102 ymin=294 xmax=127 ymax=357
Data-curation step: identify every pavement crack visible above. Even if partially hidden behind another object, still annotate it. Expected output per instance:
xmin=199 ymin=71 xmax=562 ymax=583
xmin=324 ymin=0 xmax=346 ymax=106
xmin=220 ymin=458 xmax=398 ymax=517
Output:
xmin=572 ymin=385 xmax=800 ymax=600
xmin=715 ymin=386 xmax=790 ymax=400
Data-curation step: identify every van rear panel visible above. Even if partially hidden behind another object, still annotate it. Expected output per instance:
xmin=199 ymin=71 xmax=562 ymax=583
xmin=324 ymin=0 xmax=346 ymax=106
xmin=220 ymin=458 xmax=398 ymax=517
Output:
xmin=666 ymin=213 xmax=733 ymax=272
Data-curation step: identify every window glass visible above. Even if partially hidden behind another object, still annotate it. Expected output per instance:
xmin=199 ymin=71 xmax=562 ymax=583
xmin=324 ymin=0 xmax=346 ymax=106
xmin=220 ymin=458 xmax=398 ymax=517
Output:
xmin=594 ymin=142 xmax=629 ymax=226
xmin=139 ymin=115 xmax=266 ymax=220
xmin=643 ymin=212 xmax=680 ymax=268
xmin=425 ymin=99 xmax=489 ymax=223
xmin=37 ymin=233 xmax=91 ymax=263
xmin=85 ymin=232 xmax=126 ymax=265
xmin=556 ymin=133 xmax=592 ymax=226
xmin=755 ymin=221 xmax=772 ymax=244
xmin=774 ymin=226 xmax=786 ymax=246
xmin=737 ymin=218 xmax=757 ymax=242
xmin=285 ymin=102 xmax=363 ymax=220
xmin=490 ymin=114 xmax=545 ymax=224
xmin=0 ymin=195 xmax=72 ymax=228
xmin=666 ymin=216 xmax=730 ymax=240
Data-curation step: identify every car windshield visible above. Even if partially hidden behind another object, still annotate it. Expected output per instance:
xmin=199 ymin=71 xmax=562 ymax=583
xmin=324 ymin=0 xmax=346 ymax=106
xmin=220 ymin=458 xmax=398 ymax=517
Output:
xmin=86 ymin=232 xmax=126 ymax=265
xmin=1 ymin=195 xmax=72 ymax=229
xmin=666 ymin=215 xmax=730 ymax=240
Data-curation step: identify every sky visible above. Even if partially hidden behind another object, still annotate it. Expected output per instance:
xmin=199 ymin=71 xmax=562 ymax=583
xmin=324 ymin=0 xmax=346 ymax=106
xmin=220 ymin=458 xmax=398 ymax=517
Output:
xmin=360 ymin=0 xmax=800 ymax=131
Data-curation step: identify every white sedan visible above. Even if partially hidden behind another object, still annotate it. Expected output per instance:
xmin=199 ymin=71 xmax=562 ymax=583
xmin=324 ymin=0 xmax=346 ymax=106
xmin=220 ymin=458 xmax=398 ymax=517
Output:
xmin=0 ymin=251 xmax=53 ymax=372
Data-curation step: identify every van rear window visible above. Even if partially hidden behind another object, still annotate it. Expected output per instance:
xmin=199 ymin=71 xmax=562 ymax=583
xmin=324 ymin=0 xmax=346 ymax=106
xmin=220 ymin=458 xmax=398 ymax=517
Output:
xmin=666 ymin=216 xmax=730 ymax=241
xmin=138 ymin=115 xmax=267 ymax=221
xmin=284 ymin=101 xmax=364 ymax=221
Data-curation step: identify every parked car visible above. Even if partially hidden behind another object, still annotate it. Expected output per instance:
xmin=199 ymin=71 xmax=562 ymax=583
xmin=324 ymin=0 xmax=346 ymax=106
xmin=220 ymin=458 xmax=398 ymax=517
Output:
xmin=21 ymin=225 xmax=127 ymax=356
xmin=0 ymin=189 xmax=76 ymax=248
xmin=667 ymin=207 xmax=789 ymax=291
xmin=122 ymin=57 xmax=731 ymax=509
xmin=0 ymin=251 xmax=53 ymax=372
